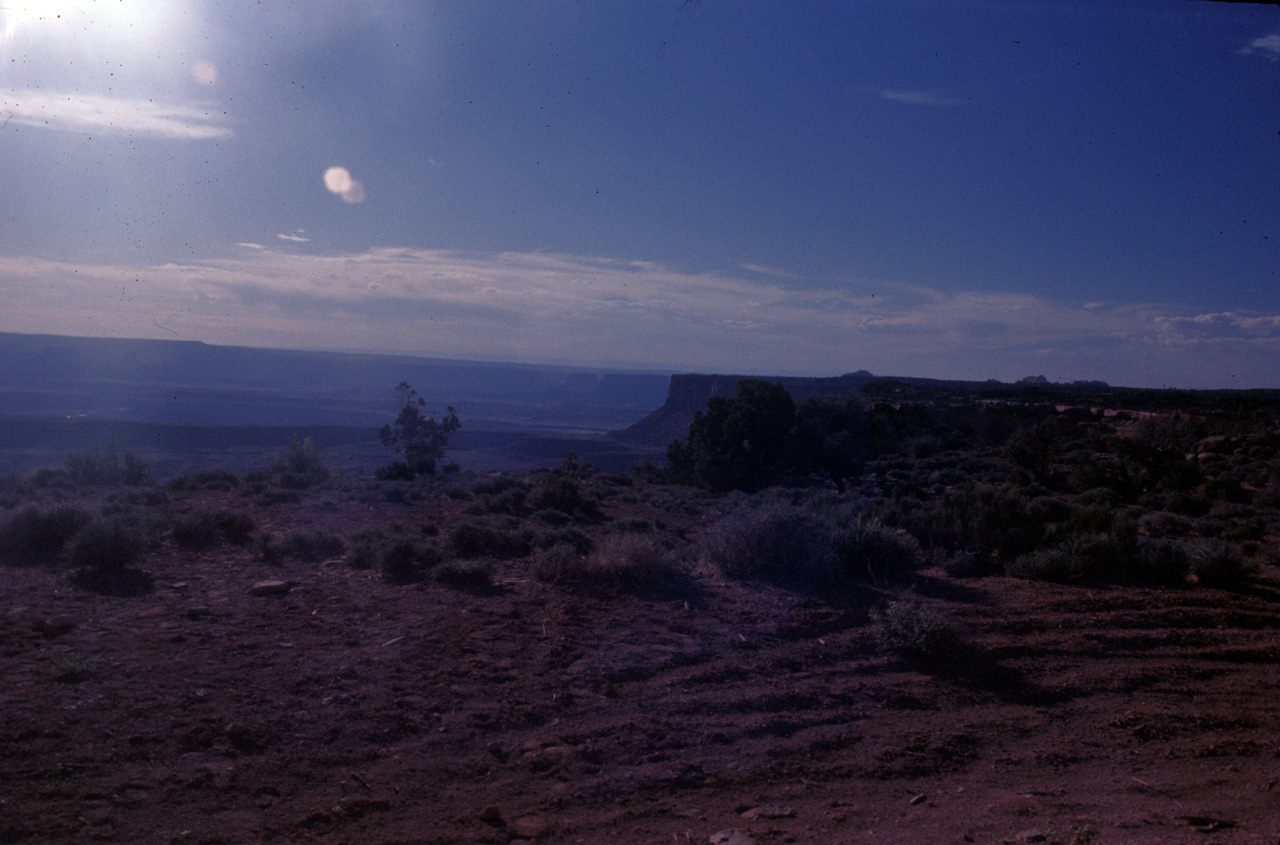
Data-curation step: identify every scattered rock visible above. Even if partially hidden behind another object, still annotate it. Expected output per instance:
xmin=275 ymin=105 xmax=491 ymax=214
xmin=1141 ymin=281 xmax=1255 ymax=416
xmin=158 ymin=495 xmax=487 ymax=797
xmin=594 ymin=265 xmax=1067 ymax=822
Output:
xmin=909 ymin=793 xmax=928 ymax=805
xmin=741 ymin=806 xmax=794 ymax=820
xmin=477 ymin=805 xmax=504 ymax=827
xmin=249 ymin=580 xmax=291 ymax=596
xmin=34 ymin=615 xmax=77 ymax=638
xmin=1016 ymin=829 xmax=1047 ymax=843
xmin=510 ymin=815 xmax=551 ymax=839
xmin=710 ymin=829 xmax=756 ymax=845
xmin=225 ymin=721 xmax=258 ymax=751
xmin=332 ymin=798 xmax=391 ymax=819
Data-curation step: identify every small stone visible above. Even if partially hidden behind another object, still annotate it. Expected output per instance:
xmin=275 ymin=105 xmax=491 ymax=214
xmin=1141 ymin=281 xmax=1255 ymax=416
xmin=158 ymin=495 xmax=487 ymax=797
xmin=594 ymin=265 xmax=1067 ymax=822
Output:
xmin=755 ymin=806 xmax=794 ymax=819
xmin=510 ymin=815 xmax=550 ymax=839
xmin=477 ymin=806 xmax=504 ymax=826
xmin=910 ymin=793 xmax=928 ymax=805
xmin=250 ymin=580 xmax=291 ymax=596
xmin=1016 ymin=829 xmax=1047 ymax=843
xmin=710 ymin=830 xmax=757 ymax=845
xmin=35 ymin=615 xmax=77 ymax=638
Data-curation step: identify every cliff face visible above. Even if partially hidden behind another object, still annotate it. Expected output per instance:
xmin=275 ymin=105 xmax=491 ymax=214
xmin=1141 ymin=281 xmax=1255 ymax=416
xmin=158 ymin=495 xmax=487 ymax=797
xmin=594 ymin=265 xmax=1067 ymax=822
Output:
xmin=611 ymin=372 xmax=873 ymax=446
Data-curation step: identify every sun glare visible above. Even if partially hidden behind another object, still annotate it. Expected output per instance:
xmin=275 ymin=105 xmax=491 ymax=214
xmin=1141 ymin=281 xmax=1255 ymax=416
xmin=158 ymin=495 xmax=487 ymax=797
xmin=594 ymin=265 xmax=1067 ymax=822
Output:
xmin=2 ymin=0 xmax=170 ymax=44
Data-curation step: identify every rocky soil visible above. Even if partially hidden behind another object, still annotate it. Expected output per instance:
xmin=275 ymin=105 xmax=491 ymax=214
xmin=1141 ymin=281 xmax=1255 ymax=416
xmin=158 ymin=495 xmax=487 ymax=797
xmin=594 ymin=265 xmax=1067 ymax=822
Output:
xmin=1 ymin=481 xmax=1278 ymax=845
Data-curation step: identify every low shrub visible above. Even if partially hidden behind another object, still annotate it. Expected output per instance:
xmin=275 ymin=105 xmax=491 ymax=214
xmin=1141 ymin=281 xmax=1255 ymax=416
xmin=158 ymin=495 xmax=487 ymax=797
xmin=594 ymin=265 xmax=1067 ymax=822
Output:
xmin=64 ymin=442 xmax=151 ymax=486
xmin=29 ymin=467 xmax=71 ymax=489
xmin=609 ymin=518 xmax=656 ymax=534
xmin=1186 ymin=539 xmax=1249 ymax=589
xmin=214 ymin=511 xmax=255 ymax=544
xmin=172 ymin=512 xmax=257 ymax=550
xmin=531 ymin=542 xmax=579 ymax=584
xmin=1130 ymin=538 xmax=1192 ymax=585
xmin=345 ymin=525 xmax=390 ymax=570
xmin=380 ymin=538 xmax=439 ymax=584
xmin=532 ymin=476 xmax=587 ymax=514
xmin=446 ymin=521 xmax=530 ymax=560
xmin=67 ymin=516 xmax=147 ymax=574
xmin=1005 ymin=532 xmax=1127 ymax=583
xmin=834 ymin=520 xmax=923 ymax=583
xmin=482 ymin=487 xmax=527 ymax=514
xmin=253 ymin=436 xmax=331 ymax=490
xmin=433 ymin=556 xmax=495 ymax=587
xmin=0 ymin=504 xmax=92 ymax=566
xmin=166 ymin=468 xmax=240 ymax=491
xmin=698 ymin=502 xmax=834 ymax=586
xmin=375 ymin=461 xmax=416 ymax=481
xmin=533 ymin=533 xmax=682 ymax=593
xmin=866 ymin=484 xmax=1044 ymax=563
xmin=1137 ymin=510 xmax=1193 ymax=538
xmin=277 ymin=530 xmax=345 ymax=562
xmin=171 ymin=511 xmax=221 ymax=549
xmin=471 ymin=475 xmax=526 ymax=497
xmin=535 ymin=508 xmax=572 ymax=526
xmin=870 ymin=601 xmax=958 ymax=661
xmin=258 ymin=488 xmax=301 ymax=506
xmin=171 ymin=510 xmax=254 ymax=550
xmin=532 ymin=527 xmax=594 ymax=555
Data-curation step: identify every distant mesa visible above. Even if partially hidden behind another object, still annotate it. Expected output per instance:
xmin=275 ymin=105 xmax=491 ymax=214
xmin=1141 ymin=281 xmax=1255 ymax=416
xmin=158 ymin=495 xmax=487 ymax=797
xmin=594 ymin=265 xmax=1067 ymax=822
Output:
xmin=613 ymin=371 xmax=875 ymax=446
xmin=1016 ymin=375 xmax=1049 ymax=385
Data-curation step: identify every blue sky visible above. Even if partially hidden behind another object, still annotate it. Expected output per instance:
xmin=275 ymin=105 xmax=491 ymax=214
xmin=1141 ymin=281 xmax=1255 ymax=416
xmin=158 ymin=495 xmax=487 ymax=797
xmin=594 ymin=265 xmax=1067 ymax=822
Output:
xmin=1 ymin=1 xmax=1278 ymax=387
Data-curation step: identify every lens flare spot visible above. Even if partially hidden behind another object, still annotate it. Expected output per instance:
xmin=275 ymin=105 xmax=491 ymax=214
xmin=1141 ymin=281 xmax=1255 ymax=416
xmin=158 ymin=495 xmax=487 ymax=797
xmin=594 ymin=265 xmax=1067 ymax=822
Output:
xmin=193 ymin=60 xmax=218 ymax=85
xmin=323 ymin=166 xmax=366 ymax=204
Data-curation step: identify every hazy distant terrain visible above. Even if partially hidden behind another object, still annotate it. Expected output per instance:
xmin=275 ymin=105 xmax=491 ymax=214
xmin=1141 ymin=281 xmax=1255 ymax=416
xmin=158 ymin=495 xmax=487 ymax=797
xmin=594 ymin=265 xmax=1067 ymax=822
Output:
xmin=0 ymin=332 xmax=673 ymax=476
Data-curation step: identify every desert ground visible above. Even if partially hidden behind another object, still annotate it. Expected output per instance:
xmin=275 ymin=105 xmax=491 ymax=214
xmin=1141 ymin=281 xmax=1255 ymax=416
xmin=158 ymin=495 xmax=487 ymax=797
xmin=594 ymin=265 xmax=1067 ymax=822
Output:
xmin=1 ymin=434 xmax=1277 ymax=845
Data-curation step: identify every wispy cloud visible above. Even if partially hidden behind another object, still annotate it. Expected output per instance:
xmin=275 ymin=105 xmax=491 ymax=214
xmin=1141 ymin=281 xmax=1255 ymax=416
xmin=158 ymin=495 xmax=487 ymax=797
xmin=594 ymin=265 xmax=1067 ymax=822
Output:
xmin=740 ymin=263 xmax=796 ymax=279
xmin=0 ymin=89 xmax=231 ymax=139
xmin=277 ymin=232 xmax=309 ymax=243
xmin=874 ymin=88 xmax=968 ymax=106
xmin=0 ymin=249 xmax=1277 ymax=387
xmin=1239 ymin=32 xmax=1280 ymax=61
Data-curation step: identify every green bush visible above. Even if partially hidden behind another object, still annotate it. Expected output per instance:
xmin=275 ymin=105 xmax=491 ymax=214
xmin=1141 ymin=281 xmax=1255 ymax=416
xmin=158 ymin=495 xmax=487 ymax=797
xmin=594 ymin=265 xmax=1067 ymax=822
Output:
xmin=433 ymin=556 xmax=495 ymax=587
xmin=532 ymin=527 xmax=594 ymax=555
xmin=1186 ymin=539 xmax=1249 ymax=589
xmin=171 ymin=511 xmax=222 ymax=549
xmin=532 ymin=476 xmax=587 ymax=514
xmin=867 ymin=484 xmax=1043 ymax=565
xmin=67 ymin=517 xmax=147 ymax=574
xmin=834 ymin=521 xmax=923 ymax=584
xmin=531 ymin=542 xmax=579 ymax=584
xmin=533 ymin=534 xmax=682 ymax=593
xmin=1005 ymin=532 xmax=1126 ymax=583
xmin=871 ymin=601 xmax=958 ymax=660
xmin=447 ymin=521 xmax=531 ymax=560
xmin=166 ymin=468 xmax=240 ymax=491
xmin=667 ymin=379 xmax=797 ymax=493
xmin=214 ymin=511 xmax=255 ymax=544
xmin=380 ymin=538 xmax=439 ymax=584
xmin=264 ymin=436 xmax=331 ymax=490
xmin=471 ymin=475 xmax=526 ymax=496
xmin=172 ymin=510 xmax=255 ymax=549
xmin=0 ymin=505 xmax=92 ymax=566
xmin=277 ymin=530 xmax=345 ymax=562
xmin=63 ymin=442 xmax=151 ymax=486
xmin=1130 ymin=538 xmax=1192 ymax=585
xmin=378 ymin=382 xmax=460 ymax=477
xmin=698 ymin=502 xmax=834 ymax=585
xmin=345 ymin=525 xmax=390 ymax=570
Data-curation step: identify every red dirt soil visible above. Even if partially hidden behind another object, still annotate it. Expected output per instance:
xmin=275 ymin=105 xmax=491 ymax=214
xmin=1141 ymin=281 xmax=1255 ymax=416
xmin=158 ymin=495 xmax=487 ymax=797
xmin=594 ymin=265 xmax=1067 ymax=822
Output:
xmin=2 ymin=486 xmax=1278 ymax=845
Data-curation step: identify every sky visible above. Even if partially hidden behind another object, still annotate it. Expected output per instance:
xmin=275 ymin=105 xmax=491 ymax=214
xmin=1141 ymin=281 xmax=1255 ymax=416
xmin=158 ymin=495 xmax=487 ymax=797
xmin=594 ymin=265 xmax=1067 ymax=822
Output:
xmin=1 ymin=0 xmax=1278 ymax=388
